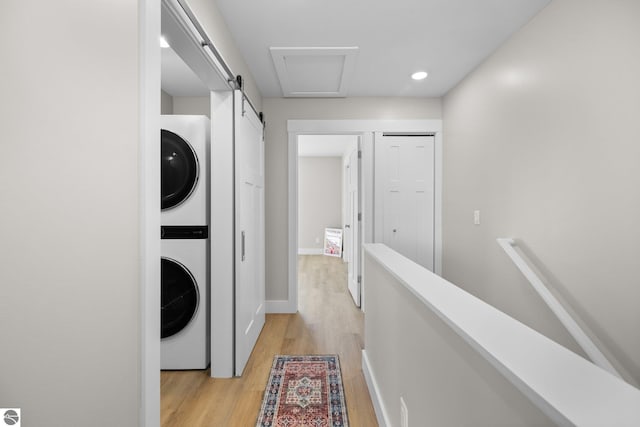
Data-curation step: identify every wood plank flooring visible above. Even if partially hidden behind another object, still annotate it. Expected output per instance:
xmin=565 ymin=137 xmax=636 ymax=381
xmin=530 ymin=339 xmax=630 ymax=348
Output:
xmin=161 ymin=255 xmax=378 ymax=426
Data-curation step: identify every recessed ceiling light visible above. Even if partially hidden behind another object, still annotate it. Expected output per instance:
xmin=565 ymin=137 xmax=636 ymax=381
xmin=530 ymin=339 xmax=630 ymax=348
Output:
xmin=411 ymin=71 xmax=428 ymax=80
xmin=160 ymin=36 xmax=170 ymax=48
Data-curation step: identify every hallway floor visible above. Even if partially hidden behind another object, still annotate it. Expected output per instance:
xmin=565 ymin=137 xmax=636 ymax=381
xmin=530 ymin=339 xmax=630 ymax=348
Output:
xmin=161 ymin=255 xmax=378 ymax=426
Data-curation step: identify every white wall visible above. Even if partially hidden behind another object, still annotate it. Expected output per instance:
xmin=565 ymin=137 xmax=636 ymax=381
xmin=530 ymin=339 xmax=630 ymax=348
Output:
xmin=161 ymin=90 xmax=174 ymax=114
xmin=263 ymin=97 xmax=442 ymax=301
xmin=442 ymin=0 xmax=640 ymax=384
xmin=298 ymin=157 xmax=343 ymax=252
xmin=0 ymin=1 xmax=141 ymax=425
xmin=173 ymin=95 xmax=210 ymax=118
xmin=364 ymin=252 xmax=553 ymax=426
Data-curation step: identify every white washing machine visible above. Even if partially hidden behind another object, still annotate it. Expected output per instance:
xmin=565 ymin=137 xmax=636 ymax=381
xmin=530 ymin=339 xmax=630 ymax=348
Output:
xmin=161 ymin=225 xmax=210 ymax=370
xmin=161 ymin=115 xmax=210 ymax=226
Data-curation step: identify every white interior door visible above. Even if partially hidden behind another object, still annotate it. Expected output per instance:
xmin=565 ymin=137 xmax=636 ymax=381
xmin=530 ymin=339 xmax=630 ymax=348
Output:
xmin=234 ymin=91 xmax=265 ymax=375
xmin=347 ymin=146 xmax=360 ymax=306
xmin=342 ymin=160 xmax=351 ymax=264
xmin=374 ymin=134 xmax=435 ymax=271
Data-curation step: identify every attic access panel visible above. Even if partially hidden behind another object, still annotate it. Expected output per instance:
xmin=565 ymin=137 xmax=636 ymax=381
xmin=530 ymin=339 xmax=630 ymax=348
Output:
xmin=270 ymin=47 xmax=359 ymax=97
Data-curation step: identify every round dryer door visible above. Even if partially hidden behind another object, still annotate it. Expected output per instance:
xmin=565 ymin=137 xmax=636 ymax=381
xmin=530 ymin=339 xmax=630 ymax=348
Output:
xmin=161 ymin=257 xmax=199 ymax=339
xmin=161 ymin=129 xmax=199 ymax=210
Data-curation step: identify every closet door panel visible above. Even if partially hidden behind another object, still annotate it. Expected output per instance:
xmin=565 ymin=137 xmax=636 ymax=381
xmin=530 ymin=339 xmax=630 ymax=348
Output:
xmin=234 ymin=91 xmax=265 ymax=375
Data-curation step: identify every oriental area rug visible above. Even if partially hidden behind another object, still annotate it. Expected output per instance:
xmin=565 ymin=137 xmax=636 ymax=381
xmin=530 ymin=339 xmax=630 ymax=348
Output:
xmin=256 ymin=355 xmax=349 ymax=427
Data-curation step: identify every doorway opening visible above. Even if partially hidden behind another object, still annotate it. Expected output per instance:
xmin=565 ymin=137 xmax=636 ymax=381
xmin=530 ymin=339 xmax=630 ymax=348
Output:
xmin=287 ymin=120 xmax=443 ymax=316
xmin=297 ymin=135 xmax=361 ymax=307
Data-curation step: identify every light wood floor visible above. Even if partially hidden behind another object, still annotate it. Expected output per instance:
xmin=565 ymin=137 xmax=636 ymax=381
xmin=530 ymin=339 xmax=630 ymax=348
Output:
xmin=161 ymin=255 xmax=378 ymax=426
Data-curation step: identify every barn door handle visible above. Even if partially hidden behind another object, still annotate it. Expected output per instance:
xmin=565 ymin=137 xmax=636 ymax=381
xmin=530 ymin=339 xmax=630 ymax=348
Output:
xmin=241 ymin=231 xmax=246 ymax=261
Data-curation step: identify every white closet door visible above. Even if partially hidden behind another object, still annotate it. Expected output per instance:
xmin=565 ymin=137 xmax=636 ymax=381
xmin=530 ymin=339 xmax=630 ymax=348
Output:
xmin=234 ymin=91 xmax=265 ymax=375
xmin=374 ymin=134 xmax=435 ymax=271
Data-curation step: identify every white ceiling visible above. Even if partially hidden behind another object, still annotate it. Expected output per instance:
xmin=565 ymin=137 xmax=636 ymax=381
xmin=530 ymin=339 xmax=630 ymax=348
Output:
xmin=214 ymin=0 xmax=550 ymax=98
xmin=298 ymin=135 xmax=358 ymax=157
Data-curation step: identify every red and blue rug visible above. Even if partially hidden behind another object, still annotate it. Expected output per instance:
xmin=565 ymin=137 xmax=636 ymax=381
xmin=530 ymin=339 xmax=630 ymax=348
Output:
xmin=256 ymin=355 xmax=349 ymax=427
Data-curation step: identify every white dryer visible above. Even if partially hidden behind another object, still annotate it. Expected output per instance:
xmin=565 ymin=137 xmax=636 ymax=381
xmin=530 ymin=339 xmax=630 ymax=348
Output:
xmin=161 ymin=225 xmax=210 ymax=370
xmin=161 ymin=115 xmax=210 ymax=226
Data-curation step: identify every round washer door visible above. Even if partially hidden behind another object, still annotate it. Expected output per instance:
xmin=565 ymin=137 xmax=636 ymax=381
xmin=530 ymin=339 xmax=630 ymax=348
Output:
xmin=161 ymin=129 xmax=199 ymax=210
xmin=161 ymin=257 xmax=199 ymax=339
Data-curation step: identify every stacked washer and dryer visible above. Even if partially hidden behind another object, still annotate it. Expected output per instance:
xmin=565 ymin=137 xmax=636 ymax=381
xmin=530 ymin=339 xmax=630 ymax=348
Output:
xmin=160 ymin=115 xmax=211 ymax=370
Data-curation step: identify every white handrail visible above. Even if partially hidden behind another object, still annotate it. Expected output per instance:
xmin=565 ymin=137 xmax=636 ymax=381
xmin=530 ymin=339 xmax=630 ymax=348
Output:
xmin=496 ymin=238 xmax=622 ymax=379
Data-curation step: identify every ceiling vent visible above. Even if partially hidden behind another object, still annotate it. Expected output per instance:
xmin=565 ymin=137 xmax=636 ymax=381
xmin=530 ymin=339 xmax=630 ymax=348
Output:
xmin=270 ymin=47 xmax=358 ymax=97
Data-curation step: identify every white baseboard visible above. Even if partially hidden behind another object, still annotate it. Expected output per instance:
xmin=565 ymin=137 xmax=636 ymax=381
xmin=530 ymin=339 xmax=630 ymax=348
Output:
xmin=362 ymin=349 xmax=391 ymax=427
xmin=266 ymin=299 xmax=297 ymax=314
xmin=298 ymin=248 xmax=323 ymax=255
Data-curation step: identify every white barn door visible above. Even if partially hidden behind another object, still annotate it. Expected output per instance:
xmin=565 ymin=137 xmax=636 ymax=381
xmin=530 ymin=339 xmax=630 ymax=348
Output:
xmin=234 ymin=91 xmax=265 ymax=375
xmin=374 ymin=133 xmax=435 ymax=271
